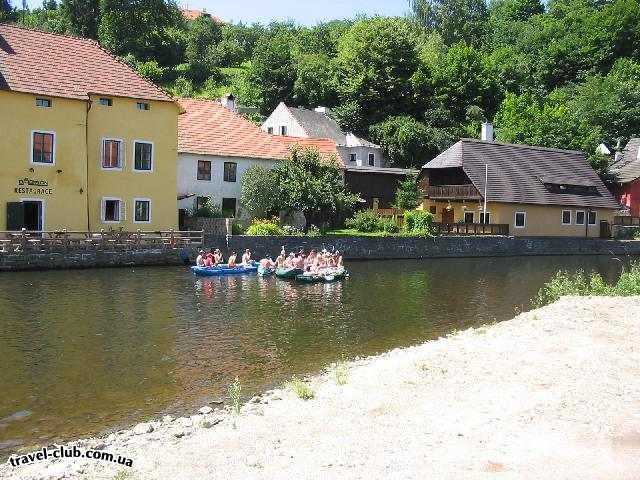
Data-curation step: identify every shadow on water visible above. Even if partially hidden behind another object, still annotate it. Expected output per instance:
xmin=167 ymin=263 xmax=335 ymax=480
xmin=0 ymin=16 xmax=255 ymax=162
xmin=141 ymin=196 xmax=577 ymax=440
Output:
xmin=0 ymin=254 xmax=635 ymax=454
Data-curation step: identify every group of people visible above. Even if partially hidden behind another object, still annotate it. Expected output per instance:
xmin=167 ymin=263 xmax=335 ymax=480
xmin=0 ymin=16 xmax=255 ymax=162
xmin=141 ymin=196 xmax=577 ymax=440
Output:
xmin=260 ymin=247 xmax=344 ymax=274
xmin=195 ymin=248 xmax=253 ymax=268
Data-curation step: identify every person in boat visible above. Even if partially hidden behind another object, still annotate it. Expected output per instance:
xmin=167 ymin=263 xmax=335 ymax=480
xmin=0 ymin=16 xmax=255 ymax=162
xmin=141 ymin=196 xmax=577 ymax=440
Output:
xmin=293 ymin=252 xmax=305 ymax=270
xmin=241 ymin=249 xmax=252 ymax=265
xmin=304 ymin=249 xmax=317 ymax=271
xmin=213 ymin=249 xmax=224 ymax=265
xmin=260 ymin=257 xmax=275 ymax=269
xmin=284 ymin=253 xmax=296 ymax=269
xmin=204 ymin=249 xmax=215 ymax=267
xmin=228 ymin=251 xmax=238 ymax=268
xmin=335 ymin=251 xmax=344 ymax=268
xmin=275 ymin=251 xmax=286 ymax=269
xmin=196 ymin=250 xmax=206 ymax=267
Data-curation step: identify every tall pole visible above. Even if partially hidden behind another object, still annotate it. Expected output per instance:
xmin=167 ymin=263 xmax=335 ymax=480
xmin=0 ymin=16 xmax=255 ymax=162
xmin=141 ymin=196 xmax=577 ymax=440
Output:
xmin=483 ymin=164 xmax=488 ymax=223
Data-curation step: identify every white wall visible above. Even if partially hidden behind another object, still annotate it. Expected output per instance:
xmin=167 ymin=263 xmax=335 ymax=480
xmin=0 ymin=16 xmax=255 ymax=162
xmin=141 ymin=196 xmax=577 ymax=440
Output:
xmin=338 ymin=146 xmax=387 ymax=168
xmin=261 ymin=103 xmax=307 ymax=137
xmin=177 ymin=153 xmax=278 ymax=218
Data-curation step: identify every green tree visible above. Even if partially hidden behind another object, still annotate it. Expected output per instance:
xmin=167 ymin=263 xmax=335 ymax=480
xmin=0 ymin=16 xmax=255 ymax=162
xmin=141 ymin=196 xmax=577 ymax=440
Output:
xmin=411 ymin=0 xmax=488 ymax=46
xmin=370 ymin=116 xmax=455 ymax=168
xmin=240 ymin=165 xmax=277 ymax=218
xmin=98 ymin=0 xmax=184 ymax=65
xmin=394 ymin=174 xmax=421 ymax=210
xmin=1 ymin=0 xmax=13 ymax=19
xmin=334 ymin=17 xmax=420 ymax=133
xmin=60 ymin=0 xmax=100 ymax=38
xmin=270 ymin=148 xmax=358 ymax=228
xmin=293 ymin=53 xmax=336 ymax=108
xmin=249 ymin=30 xmax=296 ymax=114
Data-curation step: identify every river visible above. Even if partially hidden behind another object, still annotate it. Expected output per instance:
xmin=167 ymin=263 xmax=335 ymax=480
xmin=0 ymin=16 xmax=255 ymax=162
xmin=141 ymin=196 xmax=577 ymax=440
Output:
xmin=0 ymin=255 xmax=632 ymax=454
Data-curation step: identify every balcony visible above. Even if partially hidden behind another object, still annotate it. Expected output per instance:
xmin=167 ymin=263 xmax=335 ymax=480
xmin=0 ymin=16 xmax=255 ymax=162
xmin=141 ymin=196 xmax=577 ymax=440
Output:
xmin=424 ymin=184 xmax=482 ymax=200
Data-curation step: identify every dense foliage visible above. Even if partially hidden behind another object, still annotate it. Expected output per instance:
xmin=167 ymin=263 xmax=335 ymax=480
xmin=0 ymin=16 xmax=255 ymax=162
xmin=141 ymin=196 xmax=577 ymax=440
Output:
xmin=403 ymin=210 xmax=436 ymax=236
xmin=245 ymin=218 xmax=285 ymax=236
xmin=240 ymin=148 xmax=358 ymax=228
xmin=345 ymin=210 xmax=400 ymax=235
xmin=6 ymin=0 xmax=640 ymax=168
xmin=534 ymin=264 xmax=640 ymax=307
xmin=394 ymin=174 xmax=422 ymax=210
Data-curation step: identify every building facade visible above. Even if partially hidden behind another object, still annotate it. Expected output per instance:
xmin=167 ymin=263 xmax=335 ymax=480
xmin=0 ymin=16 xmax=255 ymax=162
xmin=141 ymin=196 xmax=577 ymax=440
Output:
xmin=261 ymin=103 xmax=387 ymax=168
xmin=608 ymin=138 xmax=640 ymax=217
xmin=177 ymin=98 xmax=338 ymax=222
xmin=418 ymin=136 xmax=620 ymax=237
xmin=0 ymin=24 xmax=180 ymax=232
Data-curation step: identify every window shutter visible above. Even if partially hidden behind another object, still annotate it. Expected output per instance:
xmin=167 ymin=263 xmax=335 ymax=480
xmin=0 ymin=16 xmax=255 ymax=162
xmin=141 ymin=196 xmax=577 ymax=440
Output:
xmin=120 ymin=200 xmax=126 ymax=222
xmin=100 ymin=198 xmax=105 ymax=222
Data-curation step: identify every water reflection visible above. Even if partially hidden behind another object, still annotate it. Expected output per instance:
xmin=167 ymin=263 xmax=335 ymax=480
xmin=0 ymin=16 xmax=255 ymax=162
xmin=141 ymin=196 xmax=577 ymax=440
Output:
xmin=0 ymin=255 xmax=634 ymax=454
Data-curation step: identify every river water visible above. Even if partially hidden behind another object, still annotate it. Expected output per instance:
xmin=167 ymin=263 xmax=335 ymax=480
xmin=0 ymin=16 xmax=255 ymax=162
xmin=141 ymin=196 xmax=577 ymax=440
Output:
xmin=0 ymin=255 xmax=632 ymax=453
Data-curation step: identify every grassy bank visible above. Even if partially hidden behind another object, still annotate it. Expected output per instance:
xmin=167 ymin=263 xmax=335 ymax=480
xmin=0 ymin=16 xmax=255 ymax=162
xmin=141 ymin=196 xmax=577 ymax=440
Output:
xmin=535 ymin=262 xmax=640 ymax=306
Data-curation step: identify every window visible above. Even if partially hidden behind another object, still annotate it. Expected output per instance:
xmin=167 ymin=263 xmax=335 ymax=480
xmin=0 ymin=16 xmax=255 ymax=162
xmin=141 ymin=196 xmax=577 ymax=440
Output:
xmin=197 ymin=160 xmax=211 ymax=181
xmin=222 ymin=198 xmax=237 ymax=217
xmin=32 ymin=132 xmax=55 ymax=164
xmin=102 ymin=139 xmax=123 ymax=169
xmin=267 ymin=127 xmax=274 ymax=134
xmin=137 ymin=102 xmax=150 ymax=111
xmin=464 ymin=211 xmax=474 ymax=223
xmin=99 ymin=98 xmax=113 ymax=106
xmin=480 ymin=212 xmax=491 ymax=224
xmin=196 ymin=196 xmax=209 ymax=211
xmin=102 ymin=198 xmax=122 ymax=223
xmin=36 ymin=98 xmax=51 ymax=108
xmin=224 ymin=162 xmax=237 ymax=183
xmin=368 ymin=153 xmax=375 ymax=166
xmin=134 ymin=199 xmax=151 ymax=223
xmin=134 ymin=141 xmax=153 ymax=171
xmin=515 ymin=211 xmax=526 ymax=229
xmin=588 ymin=211 xmax=597 ymax=225
xmin=562 ymin=210 xmax=572 ymax=225
xmin=279 ymin=126 xmax=287 ymax=136
xmin=575 ymin=211 xmax=585 ymax=226
xmin=349 ymin=153 xmax=357 ymax=163
xmin=429 ymin=206 xmax=437 ymax=215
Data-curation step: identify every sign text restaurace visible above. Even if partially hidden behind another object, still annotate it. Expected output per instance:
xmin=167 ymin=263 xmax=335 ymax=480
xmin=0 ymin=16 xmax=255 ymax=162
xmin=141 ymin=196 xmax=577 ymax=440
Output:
xmin=14 ymin=177 xmax=53 ymax=195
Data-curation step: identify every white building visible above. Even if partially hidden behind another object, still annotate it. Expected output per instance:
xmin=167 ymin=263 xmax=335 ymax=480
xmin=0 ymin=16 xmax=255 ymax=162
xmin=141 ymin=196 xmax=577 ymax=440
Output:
xmin=261 ymin=103 xmax=387 ymax=168
xmin=177 ymin=98 xmax=339 ymax=221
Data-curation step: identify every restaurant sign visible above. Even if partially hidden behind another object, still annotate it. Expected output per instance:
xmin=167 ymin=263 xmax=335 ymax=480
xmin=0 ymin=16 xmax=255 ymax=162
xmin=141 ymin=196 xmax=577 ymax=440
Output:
xmin=14 ymin=178 xmax=53 ymax=195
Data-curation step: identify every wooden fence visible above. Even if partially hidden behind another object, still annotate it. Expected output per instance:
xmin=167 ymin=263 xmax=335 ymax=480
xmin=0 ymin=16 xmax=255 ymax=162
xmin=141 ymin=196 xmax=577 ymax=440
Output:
xmin=434 ymin=223 xmax=510 ymax=236
xmin=0 ymin=229 xmax=204 ymax=254
xmin=614 ymin=216 xmax=640 ymax=226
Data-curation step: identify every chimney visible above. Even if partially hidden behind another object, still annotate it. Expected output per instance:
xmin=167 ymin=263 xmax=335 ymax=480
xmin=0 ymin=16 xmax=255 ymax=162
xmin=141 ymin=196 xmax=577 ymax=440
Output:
xmin=481 ymin=122 xmax=494 ymax=142
xmin=221 ymin=94 xmax=236 ymax=112
xmin=314 ymin=106 xmax=329 ymax=115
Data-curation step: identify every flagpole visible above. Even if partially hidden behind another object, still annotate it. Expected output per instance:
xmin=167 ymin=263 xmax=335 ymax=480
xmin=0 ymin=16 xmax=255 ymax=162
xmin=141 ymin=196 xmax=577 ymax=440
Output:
xmin=483 ymin=164 xmax=488 ymax=223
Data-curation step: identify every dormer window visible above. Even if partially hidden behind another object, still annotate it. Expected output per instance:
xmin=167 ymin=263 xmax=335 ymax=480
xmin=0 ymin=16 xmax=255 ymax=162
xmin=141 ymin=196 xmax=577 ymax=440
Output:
xmin=99 ymin=98 xmax=113 ymax=106
xmin=36 ymin=98 xmax=51 ymax=108
xmin=136 ymin=102 xmax=150 ymax=111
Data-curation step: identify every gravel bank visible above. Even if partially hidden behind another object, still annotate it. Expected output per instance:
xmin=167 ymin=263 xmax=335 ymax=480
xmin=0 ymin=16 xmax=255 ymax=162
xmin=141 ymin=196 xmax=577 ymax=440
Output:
xmin=3 ymin=296 xmax=639 ymax=480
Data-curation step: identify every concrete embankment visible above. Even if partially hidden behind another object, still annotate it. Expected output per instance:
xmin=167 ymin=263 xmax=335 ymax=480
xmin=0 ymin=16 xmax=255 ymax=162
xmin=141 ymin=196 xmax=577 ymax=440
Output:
xmin=3 ymin=296 xmax=639 ymax=480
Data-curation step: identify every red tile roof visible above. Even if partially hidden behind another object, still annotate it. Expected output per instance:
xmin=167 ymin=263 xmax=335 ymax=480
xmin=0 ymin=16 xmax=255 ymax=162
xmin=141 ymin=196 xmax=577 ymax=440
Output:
xmin=177 ymin=98 xmax=339 ymax=162
xmin=180 ymin=8 xmax=224 ymax=23
xmin=277 ymin=136 xmax=340 ymax=160
xmin=0 ymin=23 xmax=173 ymax=102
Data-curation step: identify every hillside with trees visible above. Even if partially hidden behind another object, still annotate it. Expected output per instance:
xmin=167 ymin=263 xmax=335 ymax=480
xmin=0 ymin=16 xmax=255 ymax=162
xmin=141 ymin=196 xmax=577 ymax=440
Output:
xmin=2 ymin=0 xmax=639 ymax=170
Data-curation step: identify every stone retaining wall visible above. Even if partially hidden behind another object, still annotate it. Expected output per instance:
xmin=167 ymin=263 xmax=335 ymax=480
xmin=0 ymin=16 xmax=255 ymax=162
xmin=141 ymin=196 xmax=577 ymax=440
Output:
xmin=0 ymin=248 xmax=196 ymax=272
xmin=226 ymin=235 xmax=640 ymax=260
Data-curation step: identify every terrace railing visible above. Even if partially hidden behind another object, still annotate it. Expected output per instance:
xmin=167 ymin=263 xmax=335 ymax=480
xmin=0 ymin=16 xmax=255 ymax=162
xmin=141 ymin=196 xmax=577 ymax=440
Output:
xmin=0 ymin=229 xmax=204 ymax=254
xmin=434 ymin=223 xmax=510 ymax=236
xmin=614 ymin=216 xmax=640 ymax=226
xmin=425 ymin=184 xmax=482 ymax=200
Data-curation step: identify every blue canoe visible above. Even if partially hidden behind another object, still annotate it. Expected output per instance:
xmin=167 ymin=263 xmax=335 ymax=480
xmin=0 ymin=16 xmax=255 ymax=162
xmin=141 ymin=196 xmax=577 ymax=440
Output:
xmin=257 ymin=265 xmax=275 ymax=276
xmin=191 ymin=264 xmax=258 ymax=277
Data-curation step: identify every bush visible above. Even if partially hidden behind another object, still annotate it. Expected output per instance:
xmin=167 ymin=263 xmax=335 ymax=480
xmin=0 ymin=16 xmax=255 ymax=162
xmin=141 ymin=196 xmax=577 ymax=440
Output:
xmin=534 ymin=263 xmax=640 ymax=307
xmin=232 ymin=222 xmax=245 ymax=235
xmin=345 ymin=210 xmax=383 ymax=233
xmin=306 ymin=225 xmax=322 ymax=237
xmin=191 ymin=198 xmax=223 ymax=218
xmin=378 ymin=217 xmax=400 ymax=234
xmin=403 ymin=210 xmax=435 ymax=236
xmin=245 ymin=219 xmax=285 ymax=236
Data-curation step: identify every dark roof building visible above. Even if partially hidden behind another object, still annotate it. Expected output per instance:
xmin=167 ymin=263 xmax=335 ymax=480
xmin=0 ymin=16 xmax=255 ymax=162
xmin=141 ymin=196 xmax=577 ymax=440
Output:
xmin=419 ymin=137 xmax=620 ymax=237
xmin=422 ymin=139 xmax=619 ymax=209
xmin=607 ymin=138 xmax=640 ymax=216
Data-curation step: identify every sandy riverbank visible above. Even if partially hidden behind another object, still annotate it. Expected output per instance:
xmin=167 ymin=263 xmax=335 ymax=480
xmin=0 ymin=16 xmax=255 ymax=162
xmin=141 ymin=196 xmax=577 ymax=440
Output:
xmin=2 ymin=296 xmax=639 ymax=480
